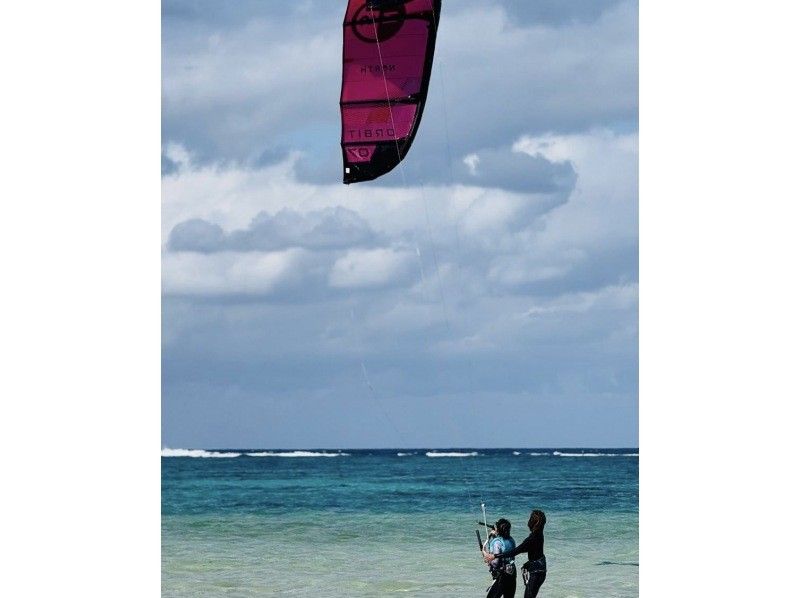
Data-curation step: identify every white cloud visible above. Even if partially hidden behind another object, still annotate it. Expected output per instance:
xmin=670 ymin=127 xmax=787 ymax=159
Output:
xmin=521 ymin=283 xmax=639 ymax=318
xmin=514 ymin=129 xmax=639 ymax=200
xmin=162 ymin=248 xmax=309 ymax=296
xmin=329 ymin=247 xmax=415 ymax=289
xmin=162 ymin=142 xmax=191 ymax=170
xmin=483 ymin=129 xmax=638 ymax=290
xmin=161 ymin=144 xmax=568 ymax=250
xmin=463 ymin=153 xmax=480 ymax=176
xmin=161 ymin=128 xmax=637 ymax=302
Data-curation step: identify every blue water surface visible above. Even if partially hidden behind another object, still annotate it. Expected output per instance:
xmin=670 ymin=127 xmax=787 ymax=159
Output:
xmin=162 ymin=449 xmax=638 ymax=597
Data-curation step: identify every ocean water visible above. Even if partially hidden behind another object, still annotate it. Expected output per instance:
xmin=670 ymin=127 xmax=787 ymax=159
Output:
xmin=162 ymin=449 xmax=638 ymax=597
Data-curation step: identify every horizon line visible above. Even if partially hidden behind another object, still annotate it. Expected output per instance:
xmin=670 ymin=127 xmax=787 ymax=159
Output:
xmin=162 ymin=446 xmax=640 ymax=451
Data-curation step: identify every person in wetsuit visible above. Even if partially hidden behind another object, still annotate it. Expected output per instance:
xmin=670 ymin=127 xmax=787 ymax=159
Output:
xmin=483 ymin=518 xmax=517 ymax=597
xmin=484 ymin=510 xmax=547 ymax=598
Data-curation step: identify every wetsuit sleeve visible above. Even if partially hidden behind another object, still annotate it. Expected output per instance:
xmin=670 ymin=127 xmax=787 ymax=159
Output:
xmin=496 ymin=534 xmax=530 ymax=559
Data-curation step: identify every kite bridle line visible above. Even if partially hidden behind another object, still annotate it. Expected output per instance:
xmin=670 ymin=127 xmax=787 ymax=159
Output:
xmin=368 ymin=7 xmax=407 ymax=189
xmin=367 ymin=1 xmax=488 ymax=534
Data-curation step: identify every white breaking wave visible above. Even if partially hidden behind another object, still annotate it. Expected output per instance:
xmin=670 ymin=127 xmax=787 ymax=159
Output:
xmin=245 ymin=451 xmax=349 ymax=458
xmin=553 ymin=451 xmax=638 ymax=457
xmin=396 ymin=452 xmax=417 ymax=457
xmin=512 ymin=451 xmax=521 ymax=455
xmin=553 ymin=452 xmax=604 ymax=457
xmin=161 ymin=448 xmax=241 ymax=458
xmin=426 ymin=451 xmax=479 ymax=458
xmin=528 ymin=452 xmax=549 ymax=456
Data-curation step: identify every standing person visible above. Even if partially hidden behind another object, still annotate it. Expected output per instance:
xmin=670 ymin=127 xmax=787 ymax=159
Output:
xmin=484 ymin=510 xmax=547 ymax=598
xmin=483 ymin=518 xmax=517 ymax=597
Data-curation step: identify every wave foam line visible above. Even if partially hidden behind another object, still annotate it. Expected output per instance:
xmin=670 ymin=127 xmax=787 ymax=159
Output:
xmin=245 ymin=451 xmax=349 ymax=458
xmin=396 ymin=452 xmax=417 ymax=456
xmin=553 ymin=451 xmax=638 ymax=457
xmin=161 ymin=448 xmax=241 ymax=458
xmin=426 ymin=451 xmax=479 ymax=458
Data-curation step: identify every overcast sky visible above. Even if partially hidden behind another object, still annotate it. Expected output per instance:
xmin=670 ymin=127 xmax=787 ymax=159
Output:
xmin=161 ymin=0 xmax=638 ymax=449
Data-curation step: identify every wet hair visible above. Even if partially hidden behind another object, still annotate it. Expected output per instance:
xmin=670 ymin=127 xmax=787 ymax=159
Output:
xmin=528 ymin=510 xmax=546 ymax=532
xmin=495 ymin=518 xmax=512 ymax=539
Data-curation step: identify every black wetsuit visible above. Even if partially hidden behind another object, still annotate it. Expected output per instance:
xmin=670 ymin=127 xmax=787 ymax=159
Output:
xmin=496 ymin=531 xmax=546 ymax=598
xmin=486 ymin=568 xmax=516 ymax=598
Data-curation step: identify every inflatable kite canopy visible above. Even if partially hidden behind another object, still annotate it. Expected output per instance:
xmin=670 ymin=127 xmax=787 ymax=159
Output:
xmin=340 ymin=0 xmax=441 ymax=184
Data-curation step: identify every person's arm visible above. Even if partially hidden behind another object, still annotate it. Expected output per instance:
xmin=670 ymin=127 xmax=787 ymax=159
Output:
xmin=482 ymin=537 xmax=503 ymax=562
xmin=484 ymin=535 xmax=526 ymax=562
xmin=481 ymin=531 xmax=497 ymax=559
xmin=483 ymin=551 xmax=493 ymax=563
xmin=495 ymin=533 xmax=532 ymax=560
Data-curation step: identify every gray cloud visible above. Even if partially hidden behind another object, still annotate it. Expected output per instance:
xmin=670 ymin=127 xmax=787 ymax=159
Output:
xmin=454 ymin=148 xmax=577 ymax=193
xmin=168 ymin=206 xmax=381 ymax=253
xmin=162 ymin=279 xmax=638 ymax=447
xmin=162 ymin=0 xmax=340 ymax=30
xmin=161 ymin=152 xmax=180 ymax=176
xmin=294 ymin=141 xmax=579 ymax=192
xmin=162 ymin=1 xmax=627 ymax=31
xmin=457 ymin=0 xmax=627 ymax=27
xmin=167 ymin=219 xmax=224 ymax=252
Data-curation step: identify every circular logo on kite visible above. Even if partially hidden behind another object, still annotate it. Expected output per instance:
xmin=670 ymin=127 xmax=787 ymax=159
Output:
xmin=352 ymin=2 xmax=407 ymax=44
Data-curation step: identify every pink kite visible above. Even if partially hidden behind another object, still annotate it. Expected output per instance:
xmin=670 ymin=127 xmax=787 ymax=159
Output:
xmin=340 ymin=0 xmax=441 ymax=183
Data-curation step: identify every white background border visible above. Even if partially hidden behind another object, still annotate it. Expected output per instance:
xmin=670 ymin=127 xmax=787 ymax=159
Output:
xmin=642 ymin=1 xmax=799 ymax=595
xmin=4 ymin=1 xmax=160 ymax=594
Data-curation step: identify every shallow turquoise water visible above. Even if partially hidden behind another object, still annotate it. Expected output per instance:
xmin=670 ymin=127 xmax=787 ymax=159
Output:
xmin=162 ymin=449 xmax=638 ymax=597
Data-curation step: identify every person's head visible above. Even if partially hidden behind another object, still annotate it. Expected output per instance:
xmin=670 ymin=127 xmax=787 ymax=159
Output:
xmin=527 ymin=509 xmax=546 ymax=533
xmin=495 ymin=518 xmax=512 ymax=539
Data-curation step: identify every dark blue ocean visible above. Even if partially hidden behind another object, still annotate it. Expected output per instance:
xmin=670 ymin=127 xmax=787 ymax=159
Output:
xmin=162 ymin=449 xmax=638 ymax=597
